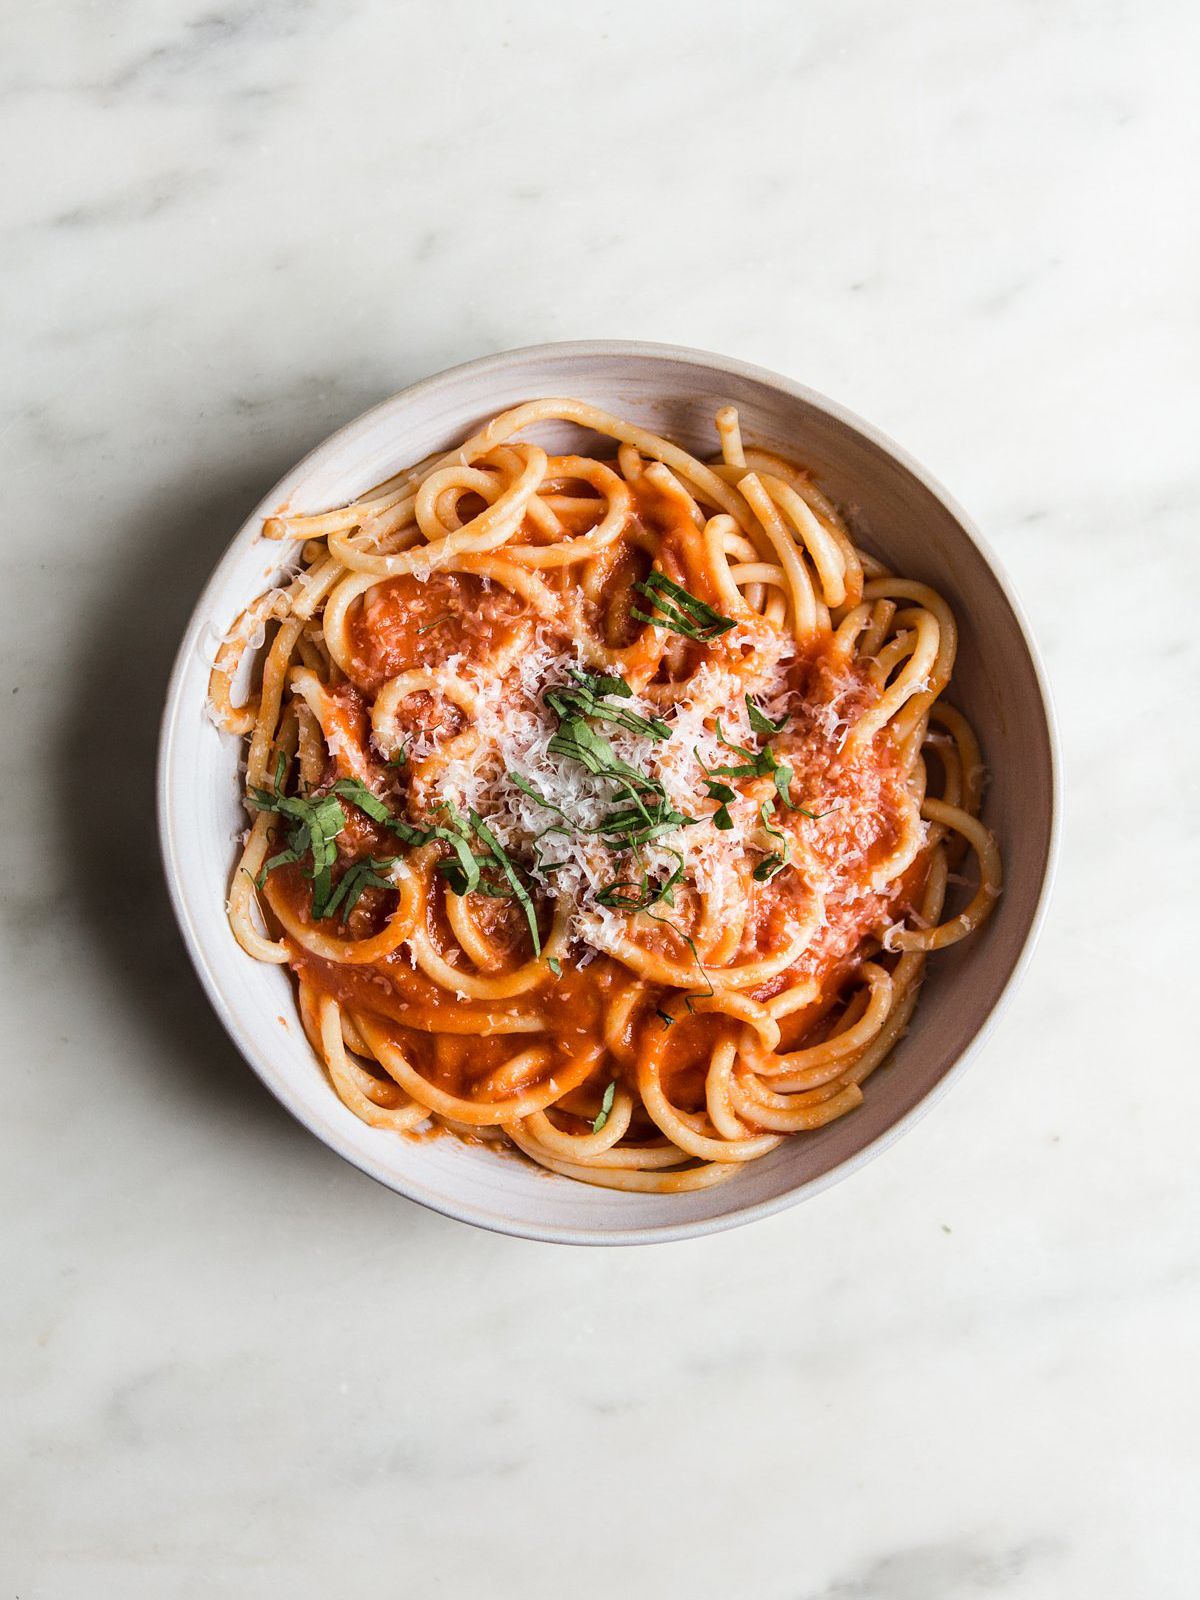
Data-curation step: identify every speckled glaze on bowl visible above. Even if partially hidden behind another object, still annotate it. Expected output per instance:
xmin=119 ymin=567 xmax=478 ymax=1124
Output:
xmin=157 ymin=341 xmax=1058 ymax=1245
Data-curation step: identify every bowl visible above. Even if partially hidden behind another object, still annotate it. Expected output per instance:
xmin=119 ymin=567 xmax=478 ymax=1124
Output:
xmin=157 ymin=340 xmax=1058 ymax=1245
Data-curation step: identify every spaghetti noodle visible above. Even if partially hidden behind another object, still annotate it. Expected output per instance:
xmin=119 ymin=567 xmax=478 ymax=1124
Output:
xmin=209 ymin=400 xmax=1002 ymax=1192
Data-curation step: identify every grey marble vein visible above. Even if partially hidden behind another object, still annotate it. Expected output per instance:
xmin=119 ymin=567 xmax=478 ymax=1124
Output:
xmin=2 ymin=0 xmax=1198 ymax=1596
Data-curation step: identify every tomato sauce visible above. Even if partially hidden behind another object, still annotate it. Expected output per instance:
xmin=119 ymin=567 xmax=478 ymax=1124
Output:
xmin=273 ymin=475 xmax=924 ymax=1116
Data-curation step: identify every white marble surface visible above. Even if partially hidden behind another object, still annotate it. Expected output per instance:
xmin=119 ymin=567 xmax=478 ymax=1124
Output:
xmin=3 ymin=1 xmax=1198 ymax=1594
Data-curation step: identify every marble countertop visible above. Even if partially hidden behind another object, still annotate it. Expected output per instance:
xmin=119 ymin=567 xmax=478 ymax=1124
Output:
xmin=4 ymin=2 xmax=1197 ymax=1595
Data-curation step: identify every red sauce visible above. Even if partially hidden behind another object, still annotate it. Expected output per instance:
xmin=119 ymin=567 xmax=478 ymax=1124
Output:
xmin=272 ymin=479 xmax=924 ymax=1116
xmin=345 ymin=572 xmax=525 ymax=693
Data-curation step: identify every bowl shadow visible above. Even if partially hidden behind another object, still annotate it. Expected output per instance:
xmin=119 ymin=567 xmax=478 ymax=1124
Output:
xmin=57 ymin=393 xmax=396 ymax=1165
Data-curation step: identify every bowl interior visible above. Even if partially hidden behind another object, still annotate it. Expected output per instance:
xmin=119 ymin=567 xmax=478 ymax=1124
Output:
xmin=159 ymin=343 xmax=1055 ymax=1244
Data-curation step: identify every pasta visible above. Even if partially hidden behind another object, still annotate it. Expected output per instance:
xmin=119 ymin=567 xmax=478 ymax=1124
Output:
xmin=209 ymin=399 xmax=1002 ymax=1192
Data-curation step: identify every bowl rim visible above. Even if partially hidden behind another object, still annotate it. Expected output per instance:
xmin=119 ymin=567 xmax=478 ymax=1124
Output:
xmin=157 ymin=338 xmax=1061 ymax=1246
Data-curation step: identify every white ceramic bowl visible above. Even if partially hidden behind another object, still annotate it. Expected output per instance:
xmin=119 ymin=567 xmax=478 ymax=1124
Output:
xmin=158 ymin=341 xmax=1057 ymax=1245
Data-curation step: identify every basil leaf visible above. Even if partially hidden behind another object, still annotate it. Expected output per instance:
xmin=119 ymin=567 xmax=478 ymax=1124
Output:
xmin=330 ymin=777 xmax=395 ymax=826
xmin=631 ymin=570 xmax=735 ymax=641
xmin=566 ymin=666 xmax=633 ymax=701
xmin=310 ymin=864 xmax=335 ymax=918
xmin=255 ymin=845 xmax=301 ymax=888
xmin=435 ymin=847 xmax=481 ymax=896
xmin=592 ymin=1080 xmax=617 ymax=1133
xmin=752 ymin=854 xmax=785 ymax=882
xmin=546 ymin=683 xmax=670 ymax=742
xmin=639 ymin=909 xmax=715 ymax=1001
xmin=754 ymin=800 xmax=791 ymax=882
xmin=508 ymin=772 xmax=572 ymax=822
xmin=746 ymin=694 xmax=788 ymax=734
xmin=548 ymin=718 xmax=662 ymax=808
xmin=796 ymin=801 xmax=842 ymax=821
xmin=595 ymin=847 xmax=683 ymax=912
xmin=467 ymin=809 xmax=541 ymax=958
xmin=773 ymin=763 xmax=800 ymax=810
xmin=714 ymin=719 xmax=758 ymax=763
xmin=247 ymin=762 xmax=349 ymax=918
xmin=325 ymin=856 xmax=398 ymax=922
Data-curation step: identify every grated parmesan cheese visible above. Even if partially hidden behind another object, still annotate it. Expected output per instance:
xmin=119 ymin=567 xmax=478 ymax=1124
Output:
xmin=399 ymin=629 xmax=890 ymax=954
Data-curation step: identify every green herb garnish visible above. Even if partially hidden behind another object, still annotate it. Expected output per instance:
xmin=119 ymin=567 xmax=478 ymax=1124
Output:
xmin=592 ymin=1080 xmax=617 ymax=1132
xmin=433 ymin=842 xmax=480 ymax=896
xmin=696 ymin=721 xmax=830 ymax=818
xmin=703 ymin=779 xmax=737 ymax=831
xmin=640 ymin=909 xmax=715 ymax=1002
xmin=569 ymin=667 xmax=628 ymax=698
xmin=591 ymin=799 xmax=695 ymax=850
xmin=655 ymin=1008 xmax=675 ymax=1029
xmin=508 ymin=773 xmax=574 ymax=824
xmin=529 ymin=670 xmax=698 ymax=863
xmin=467 ymin=809 xmax=541 ymax=957
xmin=324 ymin=855 xmax=399 ymax=923
xmin=417 ymin=613 xmax=452 ymax=636
xmin=595 ymin=846 xmax=684 ymax=912
xmin=254 ymin=845 xmax=302 ymax=888
xmin=544 ymin=668 xmax=671 ymax=741
xmin=752 ymin=799 xmax=791 ymax=883
xmin=431 ymin=807 xmax=543 ymax=954
xmin=546 ymin=956 xmax=562 ymax=977
xmin=248 ymin=753 xmax=348 ymax=918
xmin=330 ymin=776 xmax=396 ymax=826
xmin=697 ymin=720 xmax=766 ymax=779
xmin=746 ymin=694 xmax=788 ymax=735
xmin=631 ymin=570 xmax=736 ymax=642
xmin=516 ymin=780 xmax=688 ymax=873
xmin=544 ymin=716 xmax=692 ymax=849
xmin=547 ymin=716 xmax=660 ymax=794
